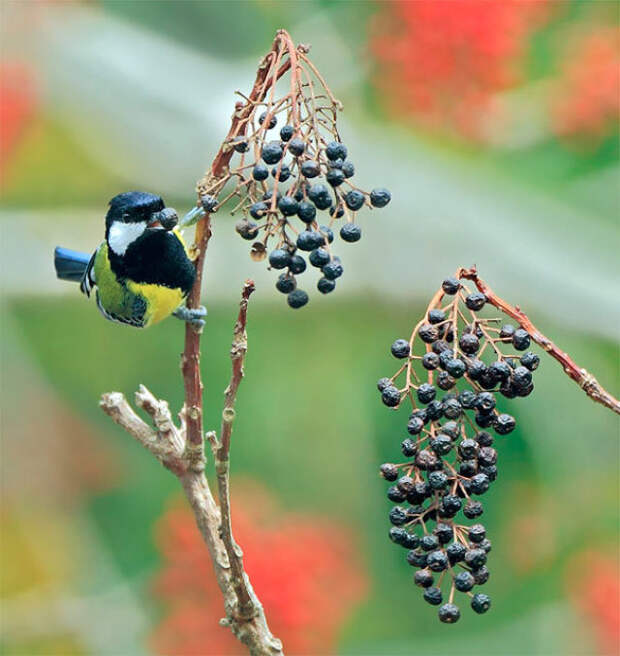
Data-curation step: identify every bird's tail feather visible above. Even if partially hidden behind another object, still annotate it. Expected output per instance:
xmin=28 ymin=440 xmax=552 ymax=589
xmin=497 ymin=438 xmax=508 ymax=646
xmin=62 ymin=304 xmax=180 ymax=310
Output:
xmin=54 ymin=247 xmax=90 ymax=282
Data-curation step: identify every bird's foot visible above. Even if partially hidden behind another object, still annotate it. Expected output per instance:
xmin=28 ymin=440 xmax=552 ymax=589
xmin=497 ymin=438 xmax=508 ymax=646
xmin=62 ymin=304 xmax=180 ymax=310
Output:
xmin=179 ymin=205 xmax=206 ymax=228
xmin=173 ymin=305 xmax=207 ymax=330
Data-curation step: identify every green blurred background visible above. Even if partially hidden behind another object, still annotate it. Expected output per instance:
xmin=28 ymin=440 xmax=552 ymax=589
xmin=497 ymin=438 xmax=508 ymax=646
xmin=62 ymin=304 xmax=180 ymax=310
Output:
xmin=1 ymin=1 xmax=618 ymax=654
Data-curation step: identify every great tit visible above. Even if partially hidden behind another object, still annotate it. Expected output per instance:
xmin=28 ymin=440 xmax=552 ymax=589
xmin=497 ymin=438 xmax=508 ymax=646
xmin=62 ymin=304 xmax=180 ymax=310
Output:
xmin=54 ymin=191 xmax=206 ymax=328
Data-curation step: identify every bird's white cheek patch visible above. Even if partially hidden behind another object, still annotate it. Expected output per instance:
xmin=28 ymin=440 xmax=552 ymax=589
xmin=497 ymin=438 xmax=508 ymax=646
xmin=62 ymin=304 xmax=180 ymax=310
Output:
xmin=108 ymin=221 xmax=147 ymax=255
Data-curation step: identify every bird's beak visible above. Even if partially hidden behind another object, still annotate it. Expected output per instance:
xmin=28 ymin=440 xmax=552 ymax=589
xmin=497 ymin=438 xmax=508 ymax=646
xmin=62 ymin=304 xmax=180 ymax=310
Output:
xmin=149 ymin=208 xmax=178 ymax=231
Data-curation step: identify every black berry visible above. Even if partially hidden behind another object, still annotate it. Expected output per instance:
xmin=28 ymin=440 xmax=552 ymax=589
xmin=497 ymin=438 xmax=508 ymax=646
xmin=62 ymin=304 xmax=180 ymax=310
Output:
xmin=326 ymin=141 xmax=347 ymax=161
xmin=512 ymin=329 xmax=531 ymax=350
xmin=438 ymin=603 xmax=460 ymax=624
xmin=465 ymin=292 xmax=486 ymax=311
xmin=275 ymin=273 xmax=296 ymax=294
xmin=322 ymin=260 xmax=344 ymax=280
xmin=426 ymin=550 xmax=448 ymax=572
xmin=423 ymin=587 xmax=443 ymax=605
xmin=309 ymin=248 xmax=331 ymax=268
xmin=520 ymin=351 xmax=540 ymax=371
xmin=297 ymin=201 xmax=316 ymax=223
xmin=252 ymin=163 xmax=269 ymax=181
xmin=380 ymin=463 xmax=398 ymax=481
xmin=414 ymin=569 xmax=434 ymax=587
xmin=471 ymin=593 xmax=491 ymax=614
xmin=261 ymin=141 xmax=283 ymax=164
xmin=442 ymin=278 xmax=460 ymax=294
xmin=258 ymin=111 xmax=277 ymax=129
xmin=288 ymin=138 xmax=305 ymax=156
xmin=417 ymin=382 xmax=436 ymax=403
xmin=494 ymin=413 xmax=516 ymax=435
xmin=382 ymin=386 xmax=401 ymax=407
xmin=279 ymin=124 xmax=294 ymax=141
xmin=326 ymin=168 xmax=345 ymax=187
xmin=340 ymin=223 xmax=362 ymax=242
xmin=344 ymin=190 xmax=365 ymax=211
xmin=287 ymin=289 xmax=309 ymax=309
xmin=392 ymin=339 xmax=411 ymax=359
xmin=268 ymin=249 xmax=291 ymax=269
xmin=289 ymin=255 xmax=307 ymax=274
xmin=370 ymin=188 xmax=391 ymax=207
xmin=454 ymin=571 xmax=475 ymax=592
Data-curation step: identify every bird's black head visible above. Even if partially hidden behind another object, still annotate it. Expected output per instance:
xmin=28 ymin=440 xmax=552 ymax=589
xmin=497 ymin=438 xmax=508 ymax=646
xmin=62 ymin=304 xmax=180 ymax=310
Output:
xmin=105 ymin=191 xmax=178 ymax=256
xmin=105 ymin=191 xmax=165 ymax=232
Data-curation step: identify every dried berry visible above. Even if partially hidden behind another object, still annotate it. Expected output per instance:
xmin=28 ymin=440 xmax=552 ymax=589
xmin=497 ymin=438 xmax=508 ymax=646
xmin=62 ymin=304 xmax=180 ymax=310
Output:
xmin=471 ymin=593 xmax=491 ymax=614
xmin=438 ymin=603 xmax=460 ymax=624
xmin=423 ymin=587 xmax=443 ymax=605
xmin=370 ymin=188 xmax=391 ymax=207
xmin=377 ymin=271 xmax=542 ymax=622
xmin=380 ymin=463 xmax=398 ymax=481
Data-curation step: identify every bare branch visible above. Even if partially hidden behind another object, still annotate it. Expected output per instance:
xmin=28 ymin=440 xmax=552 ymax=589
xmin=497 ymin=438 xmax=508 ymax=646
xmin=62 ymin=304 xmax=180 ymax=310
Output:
xmin=214 ymin=280 xmax=256 ymax=619
xmin=178 ymin=471 xmax=283 ymax=655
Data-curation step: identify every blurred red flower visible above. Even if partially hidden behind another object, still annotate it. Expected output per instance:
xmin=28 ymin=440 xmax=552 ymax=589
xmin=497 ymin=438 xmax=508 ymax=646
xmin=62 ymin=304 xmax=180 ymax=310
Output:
xmin=0 ymin=62 xmax=37 ymax=179
xmin=503 ymin=483 xmax=556 ymax=574
xmin=370 ymin=0 xmax=551 ymax=141
xmin=566 ymin=549 xmax=619 ymax=655
xmin=551 ymin=26 xmax=620 ymax=143
xmin=150 ymin=481 xmax=368 ymax=655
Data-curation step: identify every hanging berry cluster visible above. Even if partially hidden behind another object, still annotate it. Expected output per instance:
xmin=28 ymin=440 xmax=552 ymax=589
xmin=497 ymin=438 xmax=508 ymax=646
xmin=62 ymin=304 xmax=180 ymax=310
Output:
xmin=378 ymin=271 xmax=541 ymax=624
xmin=196 ymin=37 xmax=391 ymax=308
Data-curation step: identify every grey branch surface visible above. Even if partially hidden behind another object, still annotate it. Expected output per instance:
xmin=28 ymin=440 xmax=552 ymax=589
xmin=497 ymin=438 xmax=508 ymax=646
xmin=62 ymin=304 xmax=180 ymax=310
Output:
xmin=100 ymin=281 xmax=283 ymax=656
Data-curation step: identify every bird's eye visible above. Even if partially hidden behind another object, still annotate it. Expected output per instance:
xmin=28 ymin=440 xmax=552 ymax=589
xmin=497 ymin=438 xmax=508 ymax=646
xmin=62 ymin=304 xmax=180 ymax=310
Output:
xmin=122 ymin=212 xmax=130 ymax=223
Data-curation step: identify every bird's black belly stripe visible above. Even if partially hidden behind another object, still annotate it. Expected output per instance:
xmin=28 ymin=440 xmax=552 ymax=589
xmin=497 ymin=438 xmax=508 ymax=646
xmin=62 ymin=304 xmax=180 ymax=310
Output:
xmin=109 ymin=230 xmax=195 ymax=296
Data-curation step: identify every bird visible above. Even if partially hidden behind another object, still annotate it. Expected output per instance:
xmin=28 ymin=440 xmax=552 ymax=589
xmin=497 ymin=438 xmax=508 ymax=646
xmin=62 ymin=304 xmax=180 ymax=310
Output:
xmin=54 ymin=191 xmax=207 ymax=328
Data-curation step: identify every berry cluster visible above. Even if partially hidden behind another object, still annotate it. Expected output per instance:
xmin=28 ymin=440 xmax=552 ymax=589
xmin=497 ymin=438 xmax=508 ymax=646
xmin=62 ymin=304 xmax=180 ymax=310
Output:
xmin=197 ymin=45 xmax=390 ymax=308
xmin=378 ymin=273 xmax=540 ymax=623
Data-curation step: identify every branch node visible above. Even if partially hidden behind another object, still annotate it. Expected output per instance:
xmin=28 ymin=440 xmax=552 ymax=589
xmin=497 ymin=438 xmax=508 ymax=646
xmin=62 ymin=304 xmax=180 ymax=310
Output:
xmin=188 ymin=405 xmax=201 ymax=421
xmin=206 ymin=430 xmax=220 ymax=451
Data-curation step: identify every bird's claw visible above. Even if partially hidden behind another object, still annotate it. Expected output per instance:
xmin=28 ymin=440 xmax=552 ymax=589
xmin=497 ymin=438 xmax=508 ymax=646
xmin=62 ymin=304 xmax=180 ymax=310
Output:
xmin=173 ymin=305 xmax=207 ymax=329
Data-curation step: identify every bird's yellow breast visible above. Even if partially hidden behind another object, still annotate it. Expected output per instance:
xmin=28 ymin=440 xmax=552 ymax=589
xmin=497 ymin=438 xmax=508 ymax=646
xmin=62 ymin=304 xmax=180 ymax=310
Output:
xmin=126 ymin=280 xmax=185 ymax=326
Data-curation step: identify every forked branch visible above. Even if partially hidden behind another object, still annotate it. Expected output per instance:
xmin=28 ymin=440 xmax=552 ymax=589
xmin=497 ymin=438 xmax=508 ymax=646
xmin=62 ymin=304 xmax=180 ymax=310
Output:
xmin=101 ymin=282 xmax=282 ymax=655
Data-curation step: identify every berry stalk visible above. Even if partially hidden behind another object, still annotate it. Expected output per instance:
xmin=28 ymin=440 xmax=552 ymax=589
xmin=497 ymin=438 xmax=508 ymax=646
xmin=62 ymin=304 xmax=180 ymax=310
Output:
xmin=458 ymin=266 xmax=620 ymax=415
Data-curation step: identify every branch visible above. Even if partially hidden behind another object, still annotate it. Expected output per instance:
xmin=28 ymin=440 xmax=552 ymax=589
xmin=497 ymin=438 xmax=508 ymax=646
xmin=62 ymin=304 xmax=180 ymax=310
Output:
xmin=214 ymin=280 xmax=256 ymax=618
xmin=458 ymin=266 xmax=620 ymax=415
xmin=100 ymin=386 xmax=187 ymax=476
xmin=182 ymin=28 xmax=300 ymax=451
xmin=101 ymin=385 xmax=282 ymax=654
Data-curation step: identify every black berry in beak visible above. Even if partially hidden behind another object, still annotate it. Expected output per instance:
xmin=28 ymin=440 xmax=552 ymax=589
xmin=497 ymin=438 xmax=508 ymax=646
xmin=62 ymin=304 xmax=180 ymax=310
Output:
xmin=150 ymin=207 xmax=178 ymax=230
